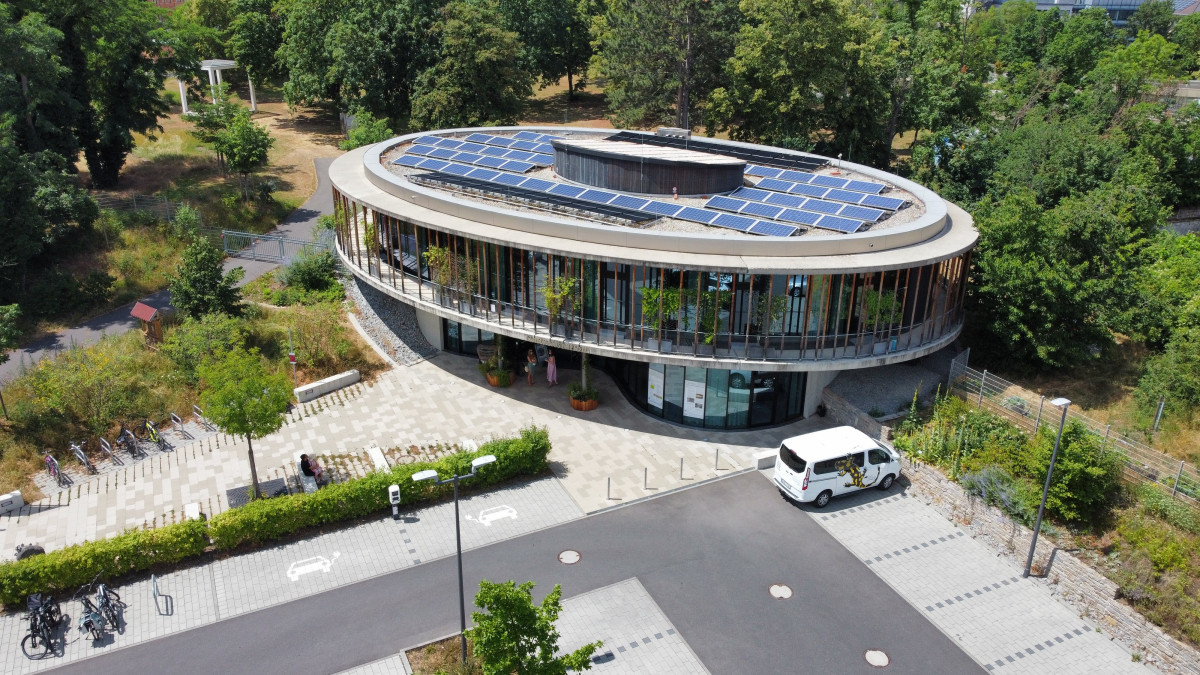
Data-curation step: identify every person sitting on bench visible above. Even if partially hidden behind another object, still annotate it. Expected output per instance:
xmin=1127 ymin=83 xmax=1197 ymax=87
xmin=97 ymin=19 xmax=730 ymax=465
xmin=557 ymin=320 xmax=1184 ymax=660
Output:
xmin=300 ymin=453 xmax=325 ymax=485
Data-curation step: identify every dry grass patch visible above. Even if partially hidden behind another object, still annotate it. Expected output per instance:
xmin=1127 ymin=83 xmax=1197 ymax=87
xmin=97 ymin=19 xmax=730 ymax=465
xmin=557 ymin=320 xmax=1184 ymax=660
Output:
xmin=406 ymin=635 xmax=482 ymax=675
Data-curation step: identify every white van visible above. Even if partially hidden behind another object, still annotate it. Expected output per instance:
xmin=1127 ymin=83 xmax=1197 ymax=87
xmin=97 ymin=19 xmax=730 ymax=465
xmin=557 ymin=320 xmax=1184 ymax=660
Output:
xmin=773 ymin=426 xmax=902 ymax=508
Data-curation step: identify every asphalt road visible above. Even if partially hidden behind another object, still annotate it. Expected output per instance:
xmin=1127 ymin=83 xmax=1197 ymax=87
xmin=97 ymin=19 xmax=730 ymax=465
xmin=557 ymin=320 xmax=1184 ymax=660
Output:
xmin=49 ymin=473 xmax=982 ymax=675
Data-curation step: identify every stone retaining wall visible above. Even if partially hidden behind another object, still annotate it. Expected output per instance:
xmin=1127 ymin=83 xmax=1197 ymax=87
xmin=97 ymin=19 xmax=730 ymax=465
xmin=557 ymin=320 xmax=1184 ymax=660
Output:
xmin=903 ymin=460 xmax=1200 ymax=674
xmin=821 ymin=389 xmax=892 ymax=440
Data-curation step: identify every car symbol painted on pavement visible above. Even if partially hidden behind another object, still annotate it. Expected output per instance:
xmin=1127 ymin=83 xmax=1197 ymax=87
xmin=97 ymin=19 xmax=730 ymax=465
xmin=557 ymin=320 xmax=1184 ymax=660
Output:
xmin=468 ymin=505 xmax=518 ymax=526
xmin=286 ymin=553 xmax=338 ymax=581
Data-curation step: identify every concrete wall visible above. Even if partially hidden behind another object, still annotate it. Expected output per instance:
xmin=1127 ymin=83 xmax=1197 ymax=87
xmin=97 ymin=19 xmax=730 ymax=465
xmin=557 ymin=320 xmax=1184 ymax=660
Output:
xmin=804 ymin=370 xmax=838 ymax=418
xmin=294 ymin=369 xmax=361 ymax=403
xmin=415 ymin=307 xmax=443 ymax=351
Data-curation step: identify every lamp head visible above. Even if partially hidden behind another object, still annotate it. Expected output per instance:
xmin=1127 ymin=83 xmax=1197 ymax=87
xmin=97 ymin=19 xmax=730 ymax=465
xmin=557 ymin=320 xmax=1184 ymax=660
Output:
xmin=412 ymin=469 xmax=438 ymax=483
xmin=471 ymin=454 xmax=497 ymax=469
xmin=1051 ymin=397 xmax=1071 ymax=407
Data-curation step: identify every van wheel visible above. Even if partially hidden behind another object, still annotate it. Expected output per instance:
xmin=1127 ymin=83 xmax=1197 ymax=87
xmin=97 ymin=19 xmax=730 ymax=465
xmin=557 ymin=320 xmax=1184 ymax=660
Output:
xmin=814 ymin=490 xmax=832 ymax=508
xmin=879 ymin=474 xmax=895 ymax=491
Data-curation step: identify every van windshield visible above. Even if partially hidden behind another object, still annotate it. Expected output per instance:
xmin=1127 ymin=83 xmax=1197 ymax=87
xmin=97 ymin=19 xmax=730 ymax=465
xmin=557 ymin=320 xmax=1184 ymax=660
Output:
xmin=778 ymin=444 xmax=807 ymax=473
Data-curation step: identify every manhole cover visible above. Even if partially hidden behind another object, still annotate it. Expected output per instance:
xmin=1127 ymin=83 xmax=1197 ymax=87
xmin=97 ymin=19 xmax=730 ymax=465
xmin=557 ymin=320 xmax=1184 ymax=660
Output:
xmin=558 ymin=550 xmax=581 ymax=564
xmin=865 ymin=649 xmax=890 ymax=668
xmin=769 ymin=584 xmax=793 ymax=599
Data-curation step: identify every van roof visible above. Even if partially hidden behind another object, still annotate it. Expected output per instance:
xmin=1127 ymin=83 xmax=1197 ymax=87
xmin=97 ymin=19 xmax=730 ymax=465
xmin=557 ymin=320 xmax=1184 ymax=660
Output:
xmin=780 ymin=426 xmax=881 ymax=460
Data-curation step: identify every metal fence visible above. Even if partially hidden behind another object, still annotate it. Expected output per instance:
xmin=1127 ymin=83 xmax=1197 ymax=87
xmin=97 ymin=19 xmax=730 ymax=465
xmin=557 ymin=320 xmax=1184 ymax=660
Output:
xmin=199 ymin=228 xmax=330 ymax=264
xmin=947 ymin=350 xmax=1199 ymax=505
xmin=92 ymin=193 xmax=194 ymax=223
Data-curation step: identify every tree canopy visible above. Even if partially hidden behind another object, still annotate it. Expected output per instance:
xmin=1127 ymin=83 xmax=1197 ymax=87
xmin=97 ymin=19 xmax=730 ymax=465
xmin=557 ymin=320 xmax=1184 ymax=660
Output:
xmin=169 ymin=239 xmax=246 ymax=319
xmin=470 ymin=579 xmax=601 ymax=675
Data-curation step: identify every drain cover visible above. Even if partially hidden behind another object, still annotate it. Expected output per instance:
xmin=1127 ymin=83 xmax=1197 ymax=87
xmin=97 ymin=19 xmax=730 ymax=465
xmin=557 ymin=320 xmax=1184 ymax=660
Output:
xmin=769 ymin=584 xmax=793 ymax=599
xmin=558 ymin=550 xmax=581 ymax=564
xmin=864 ymin=649 xmax=889 ymax=668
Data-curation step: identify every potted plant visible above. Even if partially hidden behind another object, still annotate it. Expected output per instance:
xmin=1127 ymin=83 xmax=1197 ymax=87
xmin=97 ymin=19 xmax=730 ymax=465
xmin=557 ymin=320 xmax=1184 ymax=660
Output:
xmin=568 ymin=353 xmax=599 ymax=411
xmin=478 ymin=335 xmax=511 ymax=386
xmin=542 ymin=276 xmax=577 ymax=337
xmin=749 ymin=291 xmax=788 ymax=346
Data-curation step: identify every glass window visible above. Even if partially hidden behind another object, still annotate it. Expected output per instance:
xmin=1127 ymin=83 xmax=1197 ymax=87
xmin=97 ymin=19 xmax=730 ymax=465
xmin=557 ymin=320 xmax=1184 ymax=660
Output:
xmin=868 ymin=448 xmax=892 ymax=465
xmin=813 ymin=458 xmax=839 ymax=475
xmin=844 ymin=452 xmax=865 ymax=468
xmin=726 ymin=369 xmax=751 ymax=428
xmin=663 ymin=365 xmax=684 ymax=423
xmin=779 ymin=445 xmax=806 ymax=473
xmin=749 ymin=373 xmax=777 ymax=427
xmin=705 ymin=369 xmax=729 ymax=429
xmin=647 ymin=363 xmax=665 ymax=410
xmin=682 ymin=367 xmax=706 ymax=427
xmin=444 ymin=320 xmax=460 ymax=352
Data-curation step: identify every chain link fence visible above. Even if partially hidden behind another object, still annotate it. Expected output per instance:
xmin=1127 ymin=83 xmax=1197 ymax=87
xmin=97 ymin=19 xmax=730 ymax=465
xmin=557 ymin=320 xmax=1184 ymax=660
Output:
xmin=91 ymin=193 xmax=197 ymax=223
xmin=198 ymin=228 xmax=330 ymax=264
xmin=947 ymin=350 xmax=1199 ymax=506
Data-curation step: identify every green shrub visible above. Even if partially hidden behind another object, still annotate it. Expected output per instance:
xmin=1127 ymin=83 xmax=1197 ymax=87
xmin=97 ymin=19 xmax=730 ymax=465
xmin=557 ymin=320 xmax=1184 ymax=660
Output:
xmin=161 ymin=313 xmax=247 ymax=384
xmin=1118 ymin=516 xmax=1194 ymax=575
xmin=0 ymin=520 xmax=209 ymax=607
xmin=959 ymin=465 xmax=1040 ymax=527
xmin=1020 ymin=422 xmax=1122 ymax=524
xmin=278 ymin=249 xmax=338 ymax=292
xmin=1136 ymin=484 xmax=1200 ymax=535
xmin=208 ymin=425 xmax=550 ymax=551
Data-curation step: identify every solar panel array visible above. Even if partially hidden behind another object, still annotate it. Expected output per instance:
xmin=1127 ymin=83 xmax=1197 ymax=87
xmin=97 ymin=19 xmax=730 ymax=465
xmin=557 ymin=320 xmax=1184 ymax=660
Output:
xmin=412 ymin=172 xmax=655 ymax=222
xmin=708 ymin=194 xmax=865 ymax=234
xmin=604 ymin=131 xmax=827 ymax=172
xmin=398 ymin=159 xmax=801 ymax=236
xmin=745 ymin=164 xmax=888 ymax=195
xmin=403 ymin=145 xmax=539 ymax=173
xmin=729 ymin=185 xmax=886 ymax=225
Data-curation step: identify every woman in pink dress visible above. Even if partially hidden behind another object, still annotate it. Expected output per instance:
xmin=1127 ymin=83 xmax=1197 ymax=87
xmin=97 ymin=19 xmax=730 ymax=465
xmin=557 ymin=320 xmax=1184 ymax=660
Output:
xmin=545 ymin=350 xmax=558 ymax=386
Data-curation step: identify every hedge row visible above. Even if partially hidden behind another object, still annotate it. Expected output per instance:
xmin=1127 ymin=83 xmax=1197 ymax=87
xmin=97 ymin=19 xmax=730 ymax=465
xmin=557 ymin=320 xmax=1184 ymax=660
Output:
xmin=0 ymin=425 xmax=551 ymax=609
xmin=0 ymin=520 xmax=209 ymax=607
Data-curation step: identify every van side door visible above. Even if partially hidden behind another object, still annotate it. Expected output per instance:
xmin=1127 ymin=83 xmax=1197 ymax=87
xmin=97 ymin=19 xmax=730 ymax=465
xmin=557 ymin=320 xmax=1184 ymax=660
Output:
xmin=809 ymin=457 xmax=841 ymax=497
xmin=834 ymin=452 xmax=869 ymax=495
xmin=867 ymin=447 xmax=894 ymax=482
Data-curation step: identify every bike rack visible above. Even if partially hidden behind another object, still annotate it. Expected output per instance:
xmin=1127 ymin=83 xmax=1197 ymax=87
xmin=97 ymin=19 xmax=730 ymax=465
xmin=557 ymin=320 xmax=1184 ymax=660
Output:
xmin=99 ymin=439 xmax=122 ymax=466
xmin=193 ymin=405 xmax=213 ymax=431
xmin=170 ymin=412 xmax=192 ymax=439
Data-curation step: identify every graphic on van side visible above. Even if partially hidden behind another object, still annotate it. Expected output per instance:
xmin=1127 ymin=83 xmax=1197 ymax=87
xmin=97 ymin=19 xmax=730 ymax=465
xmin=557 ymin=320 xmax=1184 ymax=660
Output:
xmin=837 ymin=457 xmax=880 ymax=489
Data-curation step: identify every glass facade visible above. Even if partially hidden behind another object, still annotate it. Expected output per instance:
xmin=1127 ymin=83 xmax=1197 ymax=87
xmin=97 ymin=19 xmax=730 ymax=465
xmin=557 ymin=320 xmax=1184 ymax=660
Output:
xmin=611 ymin=361 xmax=805 ymax=429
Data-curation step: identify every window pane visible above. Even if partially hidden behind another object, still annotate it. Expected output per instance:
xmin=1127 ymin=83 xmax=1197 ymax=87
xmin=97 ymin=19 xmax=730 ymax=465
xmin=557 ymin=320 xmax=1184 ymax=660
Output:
xmin=663 ymin=365 xmax=684 ymax=423
xmin=726 ymin=369 xmax=751 ymax=428
xmin=682 ymin=367 xmax=706 ymax=427
xmin=705 ymin=369 xmax=729 ymax=429
xmin=647 ymin=363 xmax=665 ymax=410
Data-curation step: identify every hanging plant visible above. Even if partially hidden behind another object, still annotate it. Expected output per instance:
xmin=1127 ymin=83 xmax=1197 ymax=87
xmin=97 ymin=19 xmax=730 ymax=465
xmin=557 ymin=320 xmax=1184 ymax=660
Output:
xmin=542 ymin=275 xmax=577 ymax=327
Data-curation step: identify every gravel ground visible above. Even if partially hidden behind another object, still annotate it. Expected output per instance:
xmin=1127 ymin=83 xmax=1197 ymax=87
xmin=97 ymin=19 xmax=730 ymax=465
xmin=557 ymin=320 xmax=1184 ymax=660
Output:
xmin=346 ymin=276 xmax=438 ymax=366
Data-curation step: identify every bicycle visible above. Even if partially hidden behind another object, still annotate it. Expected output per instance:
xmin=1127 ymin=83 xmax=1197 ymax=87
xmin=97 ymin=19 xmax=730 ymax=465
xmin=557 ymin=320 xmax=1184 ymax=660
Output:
xmin=21 ymin=593 xmax=61 ymax=659
xmin=74 ymin=586 xmax=107 ymax=642
xmin=133 ymin=419 xmax=166 ymax=452
xmin=44 ymin=454 xmax=69 ymax=489
xmin=71 ymin=441 xmax=97 ymax=475
xmin=116 ymin=423 xmax=143 ymax=458
xmin=94 ymin=577 xmax=124 ymax=632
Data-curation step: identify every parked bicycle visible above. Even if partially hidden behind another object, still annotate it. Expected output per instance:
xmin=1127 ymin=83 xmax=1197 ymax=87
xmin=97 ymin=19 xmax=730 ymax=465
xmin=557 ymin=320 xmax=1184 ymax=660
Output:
xmin=70 ymin=441 xmax=97 ymax=475
xmin=74 ymin=586 xmax=108 ymax=642
xmin=132 ymin=419 xmax=166 ymax=451
xmin=94 ymin=576 xmax=124 ymax=632
xmin=43 ymin=454 xmax=69 ymax=488
xmin=116 ymin=422 xmax=144 ymax=459
xmin=21 ymin=593 xmax=62 ymax=659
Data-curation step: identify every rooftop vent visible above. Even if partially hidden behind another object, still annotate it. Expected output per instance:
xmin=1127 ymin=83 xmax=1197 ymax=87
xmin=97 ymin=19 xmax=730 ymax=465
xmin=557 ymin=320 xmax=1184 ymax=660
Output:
xmin=656 ymin=127 xmax=691 ymax=139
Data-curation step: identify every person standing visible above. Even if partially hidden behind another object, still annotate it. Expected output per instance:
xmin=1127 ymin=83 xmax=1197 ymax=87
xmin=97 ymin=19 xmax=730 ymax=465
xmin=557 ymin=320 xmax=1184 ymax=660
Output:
xmin=546 ymin=350 xmax=558 ymax=386
xmin=526 ymin=348 xmax=537 ymax=385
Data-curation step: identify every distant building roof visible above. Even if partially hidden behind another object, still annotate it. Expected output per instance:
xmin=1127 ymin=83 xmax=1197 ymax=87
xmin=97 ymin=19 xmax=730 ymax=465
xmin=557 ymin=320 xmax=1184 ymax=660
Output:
xmin=130 ymin=302 xmax=158 ymax=322
xmin=1178 ymin=0 xmax=1200 ymax=14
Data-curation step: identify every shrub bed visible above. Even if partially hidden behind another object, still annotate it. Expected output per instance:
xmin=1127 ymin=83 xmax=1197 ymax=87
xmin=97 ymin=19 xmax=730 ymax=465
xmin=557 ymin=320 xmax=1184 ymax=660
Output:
xmin=0 ymin=426 xmax=550 ymax=608
xmin=0 ymin=520 xmax=209 ymax=607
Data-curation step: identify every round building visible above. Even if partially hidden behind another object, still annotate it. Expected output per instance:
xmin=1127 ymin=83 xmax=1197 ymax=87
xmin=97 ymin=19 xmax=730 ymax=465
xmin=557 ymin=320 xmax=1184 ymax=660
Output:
xmin=329 ymin=126 xmax=977 ymax=430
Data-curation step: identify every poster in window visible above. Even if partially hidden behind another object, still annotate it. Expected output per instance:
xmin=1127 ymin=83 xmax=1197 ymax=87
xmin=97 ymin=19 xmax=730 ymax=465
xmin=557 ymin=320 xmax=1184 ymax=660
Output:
xmin=647 ymin=367 xmax=664 ymax=409
xmin=683 ymin=379 xmax=706 ymax=419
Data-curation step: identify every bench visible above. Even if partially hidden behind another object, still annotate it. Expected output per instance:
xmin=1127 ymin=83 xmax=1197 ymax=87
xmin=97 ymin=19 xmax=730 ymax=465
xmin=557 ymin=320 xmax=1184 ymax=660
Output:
xmin=366 ymin=446 xmax=389 ymax=472
xmin=293 ymin=452 xmax=320 ymax=493
xmin=0 ymin=490 xmax=23 ymax=515
xmin=753 ymin=449 xmax=777 ymax=470
xmin=293 ymin=369 xmax=360 ymax=403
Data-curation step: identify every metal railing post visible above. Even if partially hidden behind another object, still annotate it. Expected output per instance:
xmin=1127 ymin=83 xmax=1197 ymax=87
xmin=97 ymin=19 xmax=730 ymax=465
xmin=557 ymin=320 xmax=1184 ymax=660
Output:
xmin=978 ymin=370 xmax=987 ymax=406
xmin=1173 ymin=460 xmax=1185 ymax=499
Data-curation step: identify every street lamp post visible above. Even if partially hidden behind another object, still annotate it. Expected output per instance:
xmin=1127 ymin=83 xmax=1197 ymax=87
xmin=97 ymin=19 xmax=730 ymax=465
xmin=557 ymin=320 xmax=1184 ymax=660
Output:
xmin=412 ymin=454 xmax=497 ymax=665
xmin=1023 ymin=397 xmax=1071 ymax=578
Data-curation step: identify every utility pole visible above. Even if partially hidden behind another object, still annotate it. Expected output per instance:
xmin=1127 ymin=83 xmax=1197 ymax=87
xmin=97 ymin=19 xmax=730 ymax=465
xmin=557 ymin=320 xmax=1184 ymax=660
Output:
xmin=288 ymin=327 xmax=297 ymax=387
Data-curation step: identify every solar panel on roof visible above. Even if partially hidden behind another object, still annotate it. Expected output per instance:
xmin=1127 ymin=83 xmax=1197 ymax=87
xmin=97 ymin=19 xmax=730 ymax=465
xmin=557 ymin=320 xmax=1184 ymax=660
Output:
xmin=549 ymin=183 xmax=585 ymax=198
xmin=415 ymin=136 xmax=442 ymax=146
xmin=533 ymin=143 xmax=555 ymax=154
xmin=846 ymin=180 xmax=885 ymax=194
xmin=476 ymin=156 xmax=507 ymax=169
xmin=749 ymin=221 xmax=798 ymax=237
xmin=816 ymin=215 xmax=863 ymax=233
xmin=757 ymin=178 xmax=794 ymax=192
xmin=455 ymin=152 xmax=483 ymax=164
xmin=465 ymin=133 xmax=493 ymax=143
xmin=511 ymin=140 xmax=539 ymax=152
xmin=677 ymin=207 xmax=718 ymax=224
xmin=412 ymin=172 xmax=653 ymax=223
xmin=521 ymin=177 xmax=554 ymax=191
xmin=801 ymin=199 xmax=841 ymax=214
xmin=500 ymin=160 xmax=535 ymax=172
xmin=513 ymin=131 xmax=541 ymax=141
xmin=811 ymin=175 xmax=849 ymax=189
xmin=706 ymin=196 xmax=747 ymax=212
xmin=505 ymin=150 xmax=536 ymax=162
xmin=742 ymin=202 xmax=784 ymax=219
xmin=458 ymin=142 xmax=487 ymax=153
xmin=789 ymin=183 xmax=830 ymax=199
xmin=419 ymin=158 xmax=450 ymax=171
xmin=532 ymin=154 xmax=555 ymax=165
xmin=394 ymin=155 xmax=424 ymax=167
xmin=713 ymin=213 xmax=754 ymax=231
xmin=443 ymin=163 xmax=473 ymax=176
xmin=468 ymin=168 xmax=500 ymax=181
xmin=837 ymin=205 xmax=885 ymax=222
xmin=493 ymin=173 xmax=526 ymax=187
xmin=640 ymin=201 xmax=683 ymax=217
xmin=406 ymin=145 xmax=433 ymax=156
xmin=779 ymin=209 xmax=821 ymax=226
xmin=429 ymin=147 xmax=457 ymax=159
xmin=762 ymin=192 xmax=805 ymax=208
xmin=745 ymin=165 xmax=783 ymax=178
xmin=489 ymin=137 xmax=515 ymax=147
xmin=611 ymin=195 xmax=649 ymax=210
xmin=779 ymin=170 xmax=814 ymax=184
xmin=827 ymin=189 xmax=865 ymax=203
xmin=862 ymin=194 xmax=907 ymax=210
xmin=733 ymin=187 xmax=772 ymax=201
xmin=481 ymin=147 xmax=508 ymax=157
xmin=580 ymin=189 xmax=618 ymax=203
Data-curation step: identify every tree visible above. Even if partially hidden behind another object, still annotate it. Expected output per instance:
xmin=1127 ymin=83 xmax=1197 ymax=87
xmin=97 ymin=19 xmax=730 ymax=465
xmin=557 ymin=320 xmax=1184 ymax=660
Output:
xmin=593 ymin=0 xmax=740 ymax=129
xmin=411 ymin=0 xmax=535 ymax=129
xmin=228 ymin=0 xmax=285 ymax=82
xmin=1043 ymin=7 xmax=1120 ymax=86
xmin=499 ymin=0 xmax=593 ymax=99
xmin=1023 ymin=421 xmax=1122 ymax=524
xmin=161 ymin=312 xmax=247 ymax=384
xmin=0 ymin=303 xmax=20 ymax=417
xmin=1171 ymin=13 xmax=1200 ymax=72
xmin=198 ymin=347 xmax=291 ymax=499
xmin=278 ymin=0 xmax=348 ymax=109
xmin=470 ymin=580 xmax=601 ymax=675
xmin=216 ymin=108 xmax=273 ymax=200
xmin=1127 ymin=0 xmax=1176 ymax=39
xmin=169 ymin=238 xmax=245 ymax=318
xmin=0 ymin=3 xmax=76 ymax=158
xmin=339 ymin=109 xmax=394 ymax=150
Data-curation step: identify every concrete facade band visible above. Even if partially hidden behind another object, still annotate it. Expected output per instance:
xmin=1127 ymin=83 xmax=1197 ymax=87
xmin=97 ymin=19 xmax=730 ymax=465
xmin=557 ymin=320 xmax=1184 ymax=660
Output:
xmin=329 ymin=127 xmax=977 ymax=429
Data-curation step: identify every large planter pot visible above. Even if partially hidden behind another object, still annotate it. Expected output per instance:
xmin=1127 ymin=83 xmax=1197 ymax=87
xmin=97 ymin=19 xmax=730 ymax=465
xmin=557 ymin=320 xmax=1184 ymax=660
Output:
xmin=486 ymin=371 xmax=512 ymax=387
xmin=569 ymin=396 xmax=599 ymax=411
